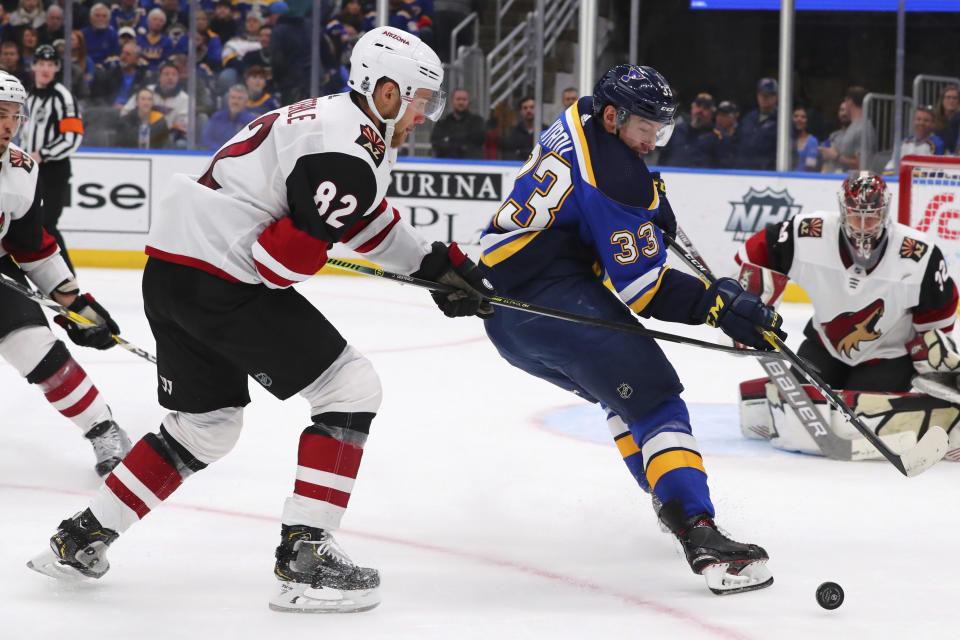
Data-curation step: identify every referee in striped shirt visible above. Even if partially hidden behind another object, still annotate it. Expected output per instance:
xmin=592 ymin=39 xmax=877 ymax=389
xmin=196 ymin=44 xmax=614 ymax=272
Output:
xmin=21 ymin=44 xmax=84 ymax=273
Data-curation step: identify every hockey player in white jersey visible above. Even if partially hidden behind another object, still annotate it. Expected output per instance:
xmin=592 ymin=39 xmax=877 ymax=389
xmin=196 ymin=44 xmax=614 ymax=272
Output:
xmin=0 ymin=70 xmax=131 ymax=476
xmin=735 ymin=171 xmax=960 ymax=455
xmin=28 ymin=27 xmax=493 ymax=613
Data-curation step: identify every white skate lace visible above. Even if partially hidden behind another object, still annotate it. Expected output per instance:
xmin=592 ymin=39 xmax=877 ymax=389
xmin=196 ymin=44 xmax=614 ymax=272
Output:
xmin=309 ymin=533 xmax=354 ymax=566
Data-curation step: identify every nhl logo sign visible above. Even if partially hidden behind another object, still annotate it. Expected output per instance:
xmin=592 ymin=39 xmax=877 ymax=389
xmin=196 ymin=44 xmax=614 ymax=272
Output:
xmin=725 ymin=187 xmax=802 ymax=241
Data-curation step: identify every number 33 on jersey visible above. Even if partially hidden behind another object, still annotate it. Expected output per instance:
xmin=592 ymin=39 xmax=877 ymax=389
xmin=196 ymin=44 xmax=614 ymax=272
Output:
xmin=146 ymin=93 xmax=430 ymax=289
xmin=480 ymin=97 xmax=668 ymax=313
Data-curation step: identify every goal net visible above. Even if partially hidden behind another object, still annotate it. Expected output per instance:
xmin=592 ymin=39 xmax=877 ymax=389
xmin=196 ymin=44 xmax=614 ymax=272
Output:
xmin=898 ymin=154 xmax=960 ymax=284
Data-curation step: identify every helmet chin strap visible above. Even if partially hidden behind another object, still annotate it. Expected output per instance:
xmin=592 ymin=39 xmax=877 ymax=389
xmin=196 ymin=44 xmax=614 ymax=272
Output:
xmin=364 ymin=93 xmax=409 ymax=162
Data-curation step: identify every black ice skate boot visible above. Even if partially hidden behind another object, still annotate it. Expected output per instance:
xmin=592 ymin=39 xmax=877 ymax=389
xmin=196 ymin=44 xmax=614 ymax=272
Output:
xmin=86 ymin=419 xmax=132 ymax=477
xmin=658 ymin=499 xmax=773 ymax=595
xmin=269 ymin=524 xmax=380 ymax=613
xmin=27 ymin=508 xmax=119 ymax=580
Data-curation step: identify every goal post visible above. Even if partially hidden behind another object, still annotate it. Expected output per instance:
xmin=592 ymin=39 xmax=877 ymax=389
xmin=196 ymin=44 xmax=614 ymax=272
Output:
xmin=898 ymin=154 xmax=960 ymax=284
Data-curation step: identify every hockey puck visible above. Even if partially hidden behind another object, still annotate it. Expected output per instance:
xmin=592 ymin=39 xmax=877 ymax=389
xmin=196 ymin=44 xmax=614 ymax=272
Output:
xmin=816 ymin=582 xmax=844 ymax=610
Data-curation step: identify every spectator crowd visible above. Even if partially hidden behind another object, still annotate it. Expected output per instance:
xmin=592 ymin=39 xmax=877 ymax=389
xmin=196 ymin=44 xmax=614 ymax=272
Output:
xmin=0 ymin=0 xmax=442 ymax=149
xmin=2 ymin=0 xmax=957 ymax=168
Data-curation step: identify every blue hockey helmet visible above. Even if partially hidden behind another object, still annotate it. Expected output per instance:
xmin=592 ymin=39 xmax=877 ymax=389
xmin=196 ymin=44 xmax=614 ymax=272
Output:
xmin=592 ymin=64 xmax=677 ymax=146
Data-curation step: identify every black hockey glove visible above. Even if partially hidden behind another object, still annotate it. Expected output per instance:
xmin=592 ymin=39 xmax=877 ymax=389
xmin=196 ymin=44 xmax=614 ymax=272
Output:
xmin=412 ymin=241 xmax=495 ymax=318
xmin=54 ymin=293 xmax=121 ymax=350
xmin=650 ymin=171 xmax=676 ymax=242
xmin=693 ymin=278 xmax=786 ymax=351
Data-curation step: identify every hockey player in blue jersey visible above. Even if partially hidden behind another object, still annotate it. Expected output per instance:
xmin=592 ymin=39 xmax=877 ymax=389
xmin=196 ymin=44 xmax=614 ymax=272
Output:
xmin=480 ymin=64 xmax=785 ymax=595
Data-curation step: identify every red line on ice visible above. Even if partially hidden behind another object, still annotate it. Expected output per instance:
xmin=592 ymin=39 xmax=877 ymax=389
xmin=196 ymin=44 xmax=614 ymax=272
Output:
xmin=4 ymin=482 xmax=753 ymax=640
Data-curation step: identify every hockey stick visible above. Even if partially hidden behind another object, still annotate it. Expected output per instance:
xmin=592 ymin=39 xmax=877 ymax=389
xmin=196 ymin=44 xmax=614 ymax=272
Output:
xmin=664 ymin=232 xmax=947 ymax=477
xmin=671 ymin=228 xmax=855 ymax=461
xmin=0 ymin=273 xmax=157 ymax=364
xmin=324 ymin=257 xmax=773 ymax=359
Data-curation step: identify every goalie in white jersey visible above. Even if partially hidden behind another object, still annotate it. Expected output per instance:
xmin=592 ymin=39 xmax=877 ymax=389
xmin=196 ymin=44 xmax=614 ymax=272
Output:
xmin=735 ymin=171 xmax=960 ymax=458
xmin=737 ymin=171 xmax=958 ymax=392
xmin=0 ymin=71 xmax=131 ymax=477
xmin=29 ymin=27 xmax=494 ymax=613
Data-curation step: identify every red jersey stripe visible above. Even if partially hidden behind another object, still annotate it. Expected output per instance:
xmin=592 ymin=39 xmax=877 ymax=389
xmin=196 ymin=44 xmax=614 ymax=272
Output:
xmin=341 ymin=199 xmax=389 ymax=243
xmin=354 ymin=208 xmax=401 ymax=254
xmin=254 ymin=217 xmax=328 ymax=277
xmin=254 ymin=259 xmax=298 ymax=288
xmin=145 ymin=246 xmax=244 ymax=282
xmin=8 ymin=228 xmax=60 ymax=263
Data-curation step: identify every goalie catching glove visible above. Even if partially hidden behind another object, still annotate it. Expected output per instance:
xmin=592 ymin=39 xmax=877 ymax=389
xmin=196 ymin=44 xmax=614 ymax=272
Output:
xmin=694 ymin=277 xmax=786 ymax=351
xmin=53 ymin=294 xmax=121 ymax=350
xmin=411 ymin=242 xmax=495 ymax=318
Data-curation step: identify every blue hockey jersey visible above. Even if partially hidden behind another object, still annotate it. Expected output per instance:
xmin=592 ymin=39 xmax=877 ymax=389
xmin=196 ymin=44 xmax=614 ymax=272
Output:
xmin=480 ymin=96 xmax=672 ymax=315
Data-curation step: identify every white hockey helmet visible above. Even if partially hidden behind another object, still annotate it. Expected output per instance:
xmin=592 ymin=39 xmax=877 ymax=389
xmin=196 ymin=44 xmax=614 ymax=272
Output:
xmin=348 ymin=26 xmax=445 ymax=124
xmin=0 ymin=71 xmax=28 ymax=128
xmin=0 ymin=71 xmax=27 ymax=106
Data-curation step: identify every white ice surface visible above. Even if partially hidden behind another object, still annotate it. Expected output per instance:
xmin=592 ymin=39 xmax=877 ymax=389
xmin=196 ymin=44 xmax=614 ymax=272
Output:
xmin=2 ymin=269 xmax=957 ymax=640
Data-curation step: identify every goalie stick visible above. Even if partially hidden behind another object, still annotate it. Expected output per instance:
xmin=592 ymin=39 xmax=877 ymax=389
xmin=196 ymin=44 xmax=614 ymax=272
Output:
xmin=324 ymin=257 xmax=774 ymax=358
xmin=0 ymin=273 xmax=157 ymax=364
xmin=664 ymin=231 xmax=947 ymax=477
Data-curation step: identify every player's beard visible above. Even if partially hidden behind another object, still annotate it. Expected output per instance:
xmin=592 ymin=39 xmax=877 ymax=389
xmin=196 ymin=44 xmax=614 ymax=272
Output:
xmin=390 ymin=125 xmax=411 ymax=148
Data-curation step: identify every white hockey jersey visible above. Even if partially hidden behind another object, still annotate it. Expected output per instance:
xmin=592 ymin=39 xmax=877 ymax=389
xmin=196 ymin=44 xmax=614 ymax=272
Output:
xmin=737 ymin=211 xmax=957 ymax=365
xmin=147 ymin=93 xmax=430 ymax=288
xmin=0 ymin=142 xmax=73 ymax=294
xmin=737 ymin=210 xmax=958 ymax=365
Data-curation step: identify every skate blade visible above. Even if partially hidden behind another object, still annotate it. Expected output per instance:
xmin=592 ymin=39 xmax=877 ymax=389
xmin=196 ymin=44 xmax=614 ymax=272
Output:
xmin=26 ymin=549 xmax=90 ymax=582
xmin=269 ymin=581 xmax=381 ymax=613
xmin=702 ymin=561 xmax=774 ymax=596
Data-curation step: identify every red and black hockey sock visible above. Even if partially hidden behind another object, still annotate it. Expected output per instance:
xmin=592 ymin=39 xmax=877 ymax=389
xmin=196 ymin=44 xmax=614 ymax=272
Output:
xmin=284 ymin=412 xmax=373 ymax=529
xmin=27 ymin=341 xmax=111 ymax=431
xmin=93 ymin=426 xmax=207 ymax=531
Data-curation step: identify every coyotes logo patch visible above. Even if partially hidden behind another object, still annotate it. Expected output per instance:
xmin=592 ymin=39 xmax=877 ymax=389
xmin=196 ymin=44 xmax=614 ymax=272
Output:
xmin=822 ymin=299 xmax=884 ymax=358
xmin=355 ymin=124 xmax=385 ymax=167
xmin=899 ymin=237 xmax=928 ymax=262
xmin=9 ymin=148 xmax=33 ymax=172
xmin=798 ymin=218 xmax=822 ymax=238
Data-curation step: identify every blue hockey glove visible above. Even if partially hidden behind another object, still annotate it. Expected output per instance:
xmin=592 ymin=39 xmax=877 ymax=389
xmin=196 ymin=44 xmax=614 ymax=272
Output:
xmin=650 ymin=172 xmax=676 ymax=242
xmin=694 ymin=278 xmax=786 ymax=350
xmin=411 ymin=242 xmax=495 ymax=318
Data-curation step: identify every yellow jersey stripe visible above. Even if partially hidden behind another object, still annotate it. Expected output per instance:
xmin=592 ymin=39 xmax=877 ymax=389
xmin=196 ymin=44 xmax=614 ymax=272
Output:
xmin=480 ymin=230 xmax=541 ymax=267
xmin=627 ymin=265 xmax=669 ymax=314
xmin=646 ymin=449 xmax=706 ymax=490
xmin=568 ymin=102 xmax=596 ymax=187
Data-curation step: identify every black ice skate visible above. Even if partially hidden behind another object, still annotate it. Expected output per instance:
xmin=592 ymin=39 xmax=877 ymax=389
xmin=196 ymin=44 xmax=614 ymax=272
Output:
xmin=270 ymin=524 xmax=380 ymax=613
xmin=659 ymin=500 xmax=773 ymax=595
xmin=27 ymin=508 xmax=119 ymax=581
xmin=86 ymin=419 xmax=132 ymax=477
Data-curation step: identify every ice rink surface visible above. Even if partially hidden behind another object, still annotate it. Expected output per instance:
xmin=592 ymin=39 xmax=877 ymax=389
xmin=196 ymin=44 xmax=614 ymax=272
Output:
xmin=2 ymin=268 xmax=957 ymax=640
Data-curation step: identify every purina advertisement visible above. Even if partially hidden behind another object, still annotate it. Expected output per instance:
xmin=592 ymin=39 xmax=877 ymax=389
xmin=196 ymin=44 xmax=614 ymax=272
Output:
xmin=61 ymin=150 xmax=960 ymax=284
